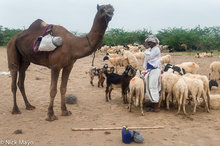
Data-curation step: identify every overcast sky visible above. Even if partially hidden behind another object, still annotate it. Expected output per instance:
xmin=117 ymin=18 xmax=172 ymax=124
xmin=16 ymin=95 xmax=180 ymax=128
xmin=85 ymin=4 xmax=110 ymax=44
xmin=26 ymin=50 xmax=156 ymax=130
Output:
xmin=1 ymin=0 xmax=220 ymax=34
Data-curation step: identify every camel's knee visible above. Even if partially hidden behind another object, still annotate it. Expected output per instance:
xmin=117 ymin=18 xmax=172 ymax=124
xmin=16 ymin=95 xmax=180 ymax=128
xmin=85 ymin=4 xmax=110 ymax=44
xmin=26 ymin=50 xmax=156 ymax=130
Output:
xmin=50 ymin=89 xmax=57 ymax=98
xmin=17 ymin=80 xmax=24 ymax=90
xmin=60 ymin=87 xmax=67 ymax=95
xmin=11 ymin=83 xmax=17 ymax=93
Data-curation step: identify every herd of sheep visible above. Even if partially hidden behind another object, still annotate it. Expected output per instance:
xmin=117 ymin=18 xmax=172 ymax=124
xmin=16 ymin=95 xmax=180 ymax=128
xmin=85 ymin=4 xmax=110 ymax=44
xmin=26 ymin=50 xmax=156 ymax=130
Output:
xmin=85 ymin=44 xmax=220 ymax=116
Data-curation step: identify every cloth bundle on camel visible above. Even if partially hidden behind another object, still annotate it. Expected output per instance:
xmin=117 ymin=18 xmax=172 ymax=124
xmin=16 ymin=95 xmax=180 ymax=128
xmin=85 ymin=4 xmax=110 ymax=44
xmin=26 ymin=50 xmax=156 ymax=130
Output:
xmin=33 ymin=24 xmax=62 ymax=52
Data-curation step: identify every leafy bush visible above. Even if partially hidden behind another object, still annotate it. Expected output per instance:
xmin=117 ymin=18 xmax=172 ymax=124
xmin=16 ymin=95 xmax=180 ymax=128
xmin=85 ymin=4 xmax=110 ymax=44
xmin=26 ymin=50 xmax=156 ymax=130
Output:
xmin=0 ymin=25 xmax=22 ymax=46
xmin=1 ymin=25 xmax=220 ymax=52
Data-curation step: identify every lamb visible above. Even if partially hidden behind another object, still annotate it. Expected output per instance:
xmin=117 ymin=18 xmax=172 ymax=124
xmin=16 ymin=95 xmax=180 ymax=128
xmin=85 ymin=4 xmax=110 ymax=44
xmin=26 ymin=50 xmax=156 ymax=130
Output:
xmin=160 ymin=54 xmax=171 ymax=65
xmin=172 ymin=78 xmax=188 ymax=115
xmin=104 ymin=65 xmax=136 ymax=104
xmin=176 ymin=62 xmax=199 ymax=74
xmin=122 ymin=50 xmax=139 ymax=69
xmin=128 ymin=70 xmax=145 ymax=116
xmin=209 ymin=61 xmax=220 ymax=80
xmin=182 ymin=76 xmax=209 ymax=114
xmin=160 ymin=72 xmax=180 ymax=110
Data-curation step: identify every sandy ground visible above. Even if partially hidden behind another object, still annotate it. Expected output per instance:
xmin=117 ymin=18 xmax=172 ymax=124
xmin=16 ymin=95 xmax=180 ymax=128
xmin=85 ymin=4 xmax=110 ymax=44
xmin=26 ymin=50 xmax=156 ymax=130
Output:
xmin=0 ymin=47 xmax=220 ymax=146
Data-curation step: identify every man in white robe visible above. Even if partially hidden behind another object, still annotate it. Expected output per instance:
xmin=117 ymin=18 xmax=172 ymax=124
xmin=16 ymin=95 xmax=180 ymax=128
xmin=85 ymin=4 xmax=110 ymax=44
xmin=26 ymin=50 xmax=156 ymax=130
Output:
xmin=143 ymin=35 xmax=161 ymax=112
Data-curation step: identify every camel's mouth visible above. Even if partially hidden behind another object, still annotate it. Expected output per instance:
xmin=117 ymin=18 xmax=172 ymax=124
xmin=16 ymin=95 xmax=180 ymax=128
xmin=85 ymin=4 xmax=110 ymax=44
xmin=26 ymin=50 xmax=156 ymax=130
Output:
xmin=101 ymin=4 xmax=114 ymax=19
xmin=106 ymin=11 xmax=114 ymax=18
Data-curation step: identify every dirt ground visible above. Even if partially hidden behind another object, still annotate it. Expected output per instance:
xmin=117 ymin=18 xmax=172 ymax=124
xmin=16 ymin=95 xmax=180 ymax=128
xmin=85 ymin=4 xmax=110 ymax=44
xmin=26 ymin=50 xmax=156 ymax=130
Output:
xmin=0 ymin=47 xmax=220 ymax=146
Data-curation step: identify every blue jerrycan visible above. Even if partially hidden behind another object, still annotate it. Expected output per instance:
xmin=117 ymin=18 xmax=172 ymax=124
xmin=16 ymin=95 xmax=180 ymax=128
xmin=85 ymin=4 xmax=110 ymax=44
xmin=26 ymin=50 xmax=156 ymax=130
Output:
xmin=122 ymin=126 xmax=131 ymax=144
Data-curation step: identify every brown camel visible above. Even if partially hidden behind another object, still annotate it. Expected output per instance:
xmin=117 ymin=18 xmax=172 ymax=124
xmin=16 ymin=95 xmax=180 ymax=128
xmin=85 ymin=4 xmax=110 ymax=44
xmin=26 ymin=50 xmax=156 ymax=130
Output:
xmin=7 ymin=4 xmax=114 ymax=121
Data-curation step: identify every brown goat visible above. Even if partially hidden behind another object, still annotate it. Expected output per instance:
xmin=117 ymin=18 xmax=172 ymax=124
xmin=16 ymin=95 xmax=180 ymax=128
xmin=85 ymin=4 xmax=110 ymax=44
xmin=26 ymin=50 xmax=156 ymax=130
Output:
xmin=85 ymin=64 xmax=114 ymax=87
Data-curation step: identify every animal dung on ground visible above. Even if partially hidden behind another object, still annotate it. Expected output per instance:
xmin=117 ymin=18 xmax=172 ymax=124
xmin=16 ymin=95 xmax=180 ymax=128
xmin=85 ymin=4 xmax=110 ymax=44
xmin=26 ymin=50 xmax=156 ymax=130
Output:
xmin=65 ymin=94 xmax=77 ymax=104
xmin=104 ymin=131 xmax=111 ymax=135
xmin=13 ymin=129 xmax=22 ymax=134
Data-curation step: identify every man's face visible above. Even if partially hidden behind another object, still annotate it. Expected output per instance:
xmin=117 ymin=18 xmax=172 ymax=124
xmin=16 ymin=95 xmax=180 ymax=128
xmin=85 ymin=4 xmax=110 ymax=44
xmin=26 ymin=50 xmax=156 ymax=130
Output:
xmin=145 ymin=41 xmax=156 ymax=48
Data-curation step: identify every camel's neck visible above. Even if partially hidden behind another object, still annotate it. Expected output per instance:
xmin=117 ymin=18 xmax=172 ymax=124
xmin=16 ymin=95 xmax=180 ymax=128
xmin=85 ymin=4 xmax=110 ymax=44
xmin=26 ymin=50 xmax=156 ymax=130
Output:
xmin=72 ymin=13 xmax=108 ymax=59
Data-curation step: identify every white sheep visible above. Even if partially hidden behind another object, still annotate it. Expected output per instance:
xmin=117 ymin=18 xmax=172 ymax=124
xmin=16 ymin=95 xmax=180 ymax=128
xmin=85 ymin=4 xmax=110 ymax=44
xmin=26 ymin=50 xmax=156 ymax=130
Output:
xmin=103 ymin=56 xmax=127 ymax=73
xmin=209 ymin=61 xmax=220 ymax=80
xmin=176 ymin=62 xmax=199 ymax=74
xmin=184 ymin=73 xmax=211 ymax=109
xmin=129 ymin=46 xmax=139 ymax=53
xmin=182 ymin=76 xmax=209 ymax=114
xmin=199 ymin=94 xmax=220 ymax=110
xmin=133 ymin=52 xmax=145 ymax=68
xmin=160 ymin=54 xmax=171 ymax=65
xmin=160 ymin=72 xmax=180 ymax=110
xmin=172 ymin=78 xmax=188 ymax=115
xmin=194 ymin=53 xmax=204 ymax=58
xmin=100 ymin=45 xmax=110 ymax=52
xmin=122 ymin=50 xmax=139 ymax=69
xmin=106 ymin=53 xmax=118 ymax=58
xmin=209 ymin=94 xmax=220 ymax=110
xmin=129 ymin=70 xmax=145 ymax=116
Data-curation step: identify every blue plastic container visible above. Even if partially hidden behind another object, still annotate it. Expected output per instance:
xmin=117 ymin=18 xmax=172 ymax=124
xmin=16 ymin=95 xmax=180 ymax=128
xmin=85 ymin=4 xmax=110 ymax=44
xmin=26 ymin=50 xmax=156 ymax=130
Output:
xmin=122 ymin=127 xmax=131 ymax=144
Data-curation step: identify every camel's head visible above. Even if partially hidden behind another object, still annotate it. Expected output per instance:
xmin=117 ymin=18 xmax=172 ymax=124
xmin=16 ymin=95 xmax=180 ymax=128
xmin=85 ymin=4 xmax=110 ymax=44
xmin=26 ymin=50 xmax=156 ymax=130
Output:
xmin=97 ymin=4 xmax=114 ymax=22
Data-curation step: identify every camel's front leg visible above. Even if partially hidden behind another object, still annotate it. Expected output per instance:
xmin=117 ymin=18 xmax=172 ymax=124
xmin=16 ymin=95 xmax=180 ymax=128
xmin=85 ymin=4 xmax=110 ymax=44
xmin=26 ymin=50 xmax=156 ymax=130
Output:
xmin=18 ymin=63 xmax=35 ymax=110
xmin=61 ymin=64 xmax=73 ymax=116
xmin=46 ymin=68 xmax=60 ymax=121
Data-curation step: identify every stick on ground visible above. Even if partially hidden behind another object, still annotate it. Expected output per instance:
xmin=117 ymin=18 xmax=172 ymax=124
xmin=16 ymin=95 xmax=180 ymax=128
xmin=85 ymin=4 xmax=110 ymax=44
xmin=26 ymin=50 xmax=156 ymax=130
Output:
xmin=72 ymin=126 xmax=165 ymax=131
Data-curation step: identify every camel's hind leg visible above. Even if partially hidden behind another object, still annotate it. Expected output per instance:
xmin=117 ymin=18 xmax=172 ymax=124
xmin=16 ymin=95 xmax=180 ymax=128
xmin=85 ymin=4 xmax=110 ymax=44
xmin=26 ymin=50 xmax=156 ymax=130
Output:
xmin=7 ymin=35 xmax=21 ymax=114
xmin=10 ymin=70 xmax=21 ymax=114
xmin=18 ymin=61 xmax=35 ymax=110
xmin=60 ymin=63 xmax=74 ymax=116
xmin=46 ymin=67 xmax=60 ymax=121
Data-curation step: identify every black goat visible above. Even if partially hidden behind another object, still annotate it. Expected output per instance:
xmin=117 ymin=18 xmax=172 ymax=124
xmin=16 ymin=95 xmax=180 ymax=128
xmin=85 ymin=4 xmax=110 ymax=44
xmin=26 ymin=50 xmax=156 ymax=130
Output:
xmin=104 ymin=65 xmax=136 ymax=103
xmin=209 ymin=79 xmax=218 ymax=90
xmin=164 ymin=63 xmax=186 ymax=75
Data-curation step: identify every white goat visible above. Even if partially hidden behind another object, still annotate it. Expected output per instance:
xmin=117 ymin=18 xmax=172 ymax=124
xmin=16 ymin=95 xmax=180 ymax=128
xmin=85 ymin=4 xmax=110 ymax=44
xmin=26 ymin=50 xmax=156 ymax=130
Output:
xmin=129 ymin=70 xmax=145 ymax=116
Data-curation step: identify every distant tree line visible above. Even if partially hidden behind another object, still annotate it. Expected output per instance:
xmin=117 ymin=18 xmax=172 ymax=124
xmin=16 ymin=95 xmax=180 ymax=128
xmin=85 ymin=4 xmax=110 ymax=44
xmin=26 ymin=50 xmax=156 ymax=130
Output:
xmin=102 ymin=26 xmax=220 ymax=52
xmin=0 ymin=25 xmax=22 ymax=46
xmin=1 ymin=25 xmax=220 ymax=51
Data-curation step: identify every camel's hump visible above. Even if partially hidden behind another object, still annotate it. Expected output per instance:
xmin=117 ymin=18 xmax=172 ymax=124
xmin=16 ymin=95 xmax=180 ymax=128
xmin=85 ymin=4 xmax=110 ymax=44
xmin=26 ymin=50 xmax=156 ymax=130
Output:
xmin=28 ymin=19 xmax=48 ymax=30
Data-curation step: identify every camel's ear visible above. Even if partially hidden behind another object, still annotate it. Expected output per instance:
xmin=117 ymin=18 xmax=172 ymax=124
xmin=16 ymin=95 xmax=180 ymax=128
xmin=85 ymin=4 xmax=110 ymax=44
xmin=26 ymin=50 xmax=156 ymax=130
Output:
xmin=97 ymin=4 xmax=100 ymax=11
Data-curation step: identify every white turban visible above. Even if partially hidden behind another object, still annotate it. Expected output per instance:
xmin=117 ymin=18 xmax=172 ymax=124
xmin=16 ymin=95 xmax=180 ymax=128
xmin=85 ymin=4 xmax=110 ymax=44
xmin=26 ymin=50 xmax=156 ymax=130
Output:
xmin=145 ymin=35 xmax=159 ymax=44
